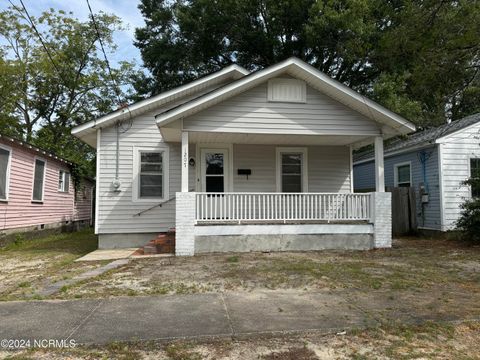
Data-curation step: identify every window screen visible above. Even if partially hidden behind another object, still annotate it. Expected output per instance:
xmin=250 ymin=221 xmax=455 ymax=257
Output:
xmin=0 ymin=148 xmax=10 ymax=200
xmin=139 ymin=152 xmax=163 ymax=198
xmin=396 ymin=164 xmax=411 ymax=187
xmin=58 ymin=170 xmax=70 ymax=192
xmin=281 ymin=153 xmax=303 ymax=192
xmin=33 ymin=159 xmax=45 ymax=201
xmin=471 ymin=159 xmax=480 ymax=198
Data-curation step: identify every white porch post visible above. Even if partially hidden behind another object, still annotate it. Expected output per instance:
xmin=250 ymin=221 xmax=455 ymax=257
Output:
xmin=374 ymin=136 xmax=385 ymax=192
xmin=181 ymin=131 xmax=189 ymax=192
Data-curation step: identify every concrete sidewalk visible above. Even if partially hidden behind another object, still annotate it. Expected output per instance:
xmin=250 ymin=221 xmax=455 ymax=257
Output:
xmin=0 ymin=290 xmax=474 ymax=345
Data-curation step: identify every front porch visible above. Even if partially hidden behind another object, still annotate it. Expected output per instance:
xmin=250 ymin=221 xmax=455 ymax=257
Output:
xmin=176 ymin=190 xmax=390 ymax=255
xmin=172 ymin=127 xmax=390 ymax=255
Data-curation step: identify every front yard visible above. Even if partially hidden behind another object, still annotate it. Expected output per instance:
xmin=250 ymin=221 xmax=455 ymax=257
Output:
xmin=1 ymin=231 xmax=479 ymax=359
xmin=0 ymin=229 xmax=103 ymax=301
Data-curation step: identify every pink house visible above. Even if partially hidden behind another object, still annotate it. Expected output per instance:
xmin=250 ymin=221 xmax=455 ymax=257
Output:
xmin=0 ymin=135 xmax=94 ymax=236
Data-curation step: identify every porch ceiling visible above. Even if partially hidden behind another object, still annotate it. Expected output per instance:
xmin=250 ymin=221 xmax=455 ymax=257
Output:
xmin=161 ymin=129 xmax=373 ymax=146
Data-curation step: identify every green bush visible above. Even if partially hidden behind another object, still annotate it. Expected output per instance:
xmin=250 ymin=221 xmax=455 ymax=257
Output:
xmin=456 ymin=172 xmax=480 ymax=242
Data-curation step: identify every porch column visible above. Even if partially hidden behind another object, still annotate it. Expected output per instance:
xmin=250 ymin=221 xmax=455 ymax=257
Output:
xmin=374 ymin=136 xmax=385 ymax=192
xmin=181 ymin=131 xmax=189 ymax=192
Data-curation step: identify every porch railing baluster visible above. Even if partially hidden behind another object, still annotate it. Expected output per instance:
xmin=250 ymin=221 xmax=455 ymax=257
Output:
xmin=194 ymin=192 xmax=371 ymax=224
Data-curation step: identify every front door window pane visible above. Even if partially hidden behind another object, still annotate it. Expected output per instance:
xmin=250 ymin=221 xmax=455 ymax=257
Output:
xmin=205 ymin=152 xmax=224 ymax=192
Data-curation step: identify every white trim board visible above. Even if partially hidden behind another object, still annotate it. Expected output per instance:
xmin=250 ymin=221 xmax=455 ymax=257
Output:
xmin=194 ymin=223 xmax=374 ymax=236
xmin=437 ymin=143 xmax=445 ymax=231
xmin=156 ymin=57 xmax=415 ymax=136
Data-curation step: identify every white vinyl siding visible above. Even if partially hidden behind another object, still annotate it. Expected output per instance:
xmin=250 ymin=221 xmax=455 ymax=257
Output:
xmin=233 ymin=144 xmax=351 ymax=193
xmin=96 ymin=82 xmax=229 ymax=234
xmin=32 ymin=158 xmax=46 ymax=202
xmin=183 ymin=81 xmax=381 ymax=136
xmin=98 ymin=113 xmax=179 ymax=234
xmin=440 ymin=121 xmax=480 ymax=229
xmin=58 ymin=170 xmax=70 ymax=192
xmin=0 ymin=146 xmax=11 ymax=201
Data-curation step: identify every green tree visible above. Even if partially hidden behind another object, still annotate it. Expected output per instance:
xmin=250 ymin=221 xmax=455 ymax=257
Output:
xmin=135 ymin=0 xmax=480 ymax=126
xmin=0 ymin=7 xmax=137 ymax=176
xmin=456 ymin=168 xmax=480 ymax=242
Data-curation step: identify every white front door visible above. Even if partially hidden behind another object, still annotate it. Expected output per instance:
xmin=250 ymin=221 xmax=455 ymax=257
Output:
xmin=200 ymin=148 xmax=229 ymax=193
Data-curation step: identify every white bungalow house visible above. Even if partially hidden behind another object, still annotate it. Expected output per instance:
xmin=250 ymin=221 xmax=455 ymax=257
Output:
xmin=72 ymin=57 xmax=415 ymax=255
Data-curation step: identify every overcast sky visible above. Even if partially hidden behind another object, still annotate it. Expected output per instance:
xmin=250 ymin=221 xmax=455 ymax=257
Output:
xmin=1 ymin=0 xmax=144 ymax=67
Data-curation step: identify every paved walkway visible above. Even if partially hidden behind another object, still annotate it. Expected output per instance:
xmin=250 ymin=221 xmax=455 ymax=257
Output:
xmin=37 ymin=259 xmax=130 ymax=297
xmin=0 ymin=290 xmax=476 ymax=345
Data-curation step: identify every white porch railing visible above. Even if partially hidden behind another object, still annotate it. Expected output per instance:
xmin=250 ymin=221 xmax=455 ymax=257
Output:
xmin=195 ymin=192 xmax=371 ymax=224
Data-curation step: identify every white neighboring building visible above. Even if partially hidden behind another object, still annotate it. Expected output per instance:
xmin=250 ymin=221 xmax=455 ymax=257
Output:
xmin=354 ymin=113 xmax=480 ymax=232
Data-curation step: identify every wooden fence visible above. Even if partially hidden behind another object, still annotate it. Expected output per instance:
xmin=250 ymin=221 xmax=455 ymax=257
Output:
xmin=387 ymin=187 xmax=417 ymax=236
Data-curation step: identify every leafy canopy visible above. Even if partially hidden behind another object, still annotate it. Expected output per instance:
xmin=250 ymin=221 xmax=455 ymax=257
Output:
xmin=0 ymin=7 xmax=137 ymax=177
xmin=135 ymin=0 xmax=480 ymax=127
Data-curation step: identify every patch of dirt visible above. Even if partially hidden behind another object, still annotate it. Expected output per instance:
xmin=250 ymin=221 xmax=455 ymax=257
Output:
xmin=2 ymin=321 xmax=479 ymax=360
xmin=262 ymin=347 xmax=318 ymax=359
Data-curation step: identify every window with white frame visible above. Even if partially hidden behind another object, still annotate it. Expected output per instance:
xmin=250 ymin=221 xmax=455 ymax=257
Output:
xmin=470 ymin=158 xmax=480 ymax=198
xmin=32 ymin=158 xmax=46 ymax=201
xmin=58 ymin=170 xmax=70 ymax=192
xmin=134 ymin=149 xmax=168 ymax=201
xmin=0 ymin=146 xmax=11 ymax=201
xmin=276 ymin=148 xmax=307 ymax=192
xmin=394 ymin=162 xmax=411 ymax=187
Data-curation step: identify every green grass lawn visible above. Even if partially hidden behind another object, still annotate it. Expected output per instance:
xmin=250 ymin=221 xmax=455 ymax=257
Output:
xmin=0 ymin=229 xmax=99 ymax=301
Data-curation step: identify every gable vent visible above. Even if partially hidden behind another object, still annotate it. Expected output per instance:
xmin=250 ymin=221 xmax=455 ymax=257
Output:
xmin=267 ymin=78 xmax=306 ymax=103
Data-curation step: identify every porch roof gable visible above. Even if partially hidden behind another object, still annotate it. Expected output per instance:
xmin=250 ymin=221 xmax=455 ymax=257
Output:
xmin=155 ymin=57 xmax=416 ymax=137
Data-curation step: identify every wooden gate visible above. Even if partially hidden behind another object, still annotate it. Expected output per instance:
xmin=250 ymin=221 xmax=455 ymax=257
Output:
xmin=387 ymin=187 xmax=417 ymax=236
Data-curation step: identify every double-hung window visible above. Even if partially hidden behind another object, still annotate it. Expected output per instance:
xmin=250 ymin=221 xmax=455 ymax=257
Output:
xmin=58 ymin=170 xmax=70 ymax=192
xmin=134 ymin=148 xmax=169 ymax=202
xmin=276 ymin=148 xmax=308 ymax=192
xmin=32 ymin=158 xmax=46 ymax=202
xmin=394 ymin=162 xmax=411 ymax=187
xmin=0 ymin=146 xmax=11 ymax=201
xmin=470 ymin=158 xmax=480 ymax=198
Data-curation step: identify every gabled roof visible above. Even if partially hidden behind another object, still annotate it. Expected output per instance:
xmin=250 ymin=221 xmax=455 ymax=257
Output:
xmin=353 ymin=113 xmax=480 ymax=163
xmin=0 ymin=134 xmax=72 ymax=165
xmin=155 ymin=57 xmax=416 ymax=137
xmin=71 ymin=64 xmax=249 ymax=147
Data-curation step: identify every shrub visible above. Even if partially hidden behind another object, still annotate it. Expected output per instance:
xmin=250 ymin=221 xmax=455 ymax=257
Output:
xmin=456 ymin=172 xmax=480 ymax=242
